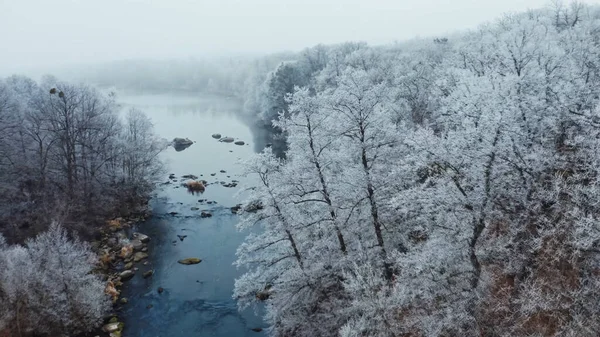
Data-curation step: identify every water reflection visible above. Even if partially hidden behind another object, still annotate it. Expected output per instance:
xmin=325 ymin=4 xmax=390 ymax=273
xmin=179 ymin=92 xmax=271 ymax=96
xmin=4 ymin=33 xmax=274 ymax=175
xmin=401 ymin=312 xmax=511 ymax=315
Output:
xmin=240 ymin=116 xmax=287 ymax=158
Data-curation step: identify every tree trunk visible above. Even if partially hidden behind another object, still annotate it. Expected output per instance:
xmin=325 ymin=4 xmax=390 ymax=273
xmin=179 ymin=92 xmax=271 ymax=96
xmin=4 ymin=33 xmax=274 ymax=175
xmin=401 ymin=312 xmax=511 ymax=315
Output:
xmin=306 ymin=116 xmax=347 ymax=254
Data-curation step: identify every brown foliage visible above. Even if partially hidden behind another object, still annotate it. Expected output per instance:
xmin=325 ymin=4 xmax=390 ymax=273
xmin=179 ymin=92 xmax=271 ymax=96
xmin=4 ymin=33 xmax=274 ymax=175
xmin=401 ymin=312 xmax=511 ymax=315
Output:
xmin=104 ymin=280 xmax=119 ymax=303
xmin=120 ymin=245 xmax=133 ymax=259
xmin=185 ymin=180 xmax=205 ymax=194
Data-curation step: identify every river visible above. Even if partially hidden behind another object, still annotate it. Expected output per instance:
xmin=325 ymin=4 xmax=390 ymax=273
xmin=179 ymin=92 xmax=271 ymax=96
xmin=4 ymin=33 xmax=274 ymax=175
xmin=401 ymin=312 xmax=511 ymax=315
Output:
xmin=117 ymin=93 xmax=266 ymax=337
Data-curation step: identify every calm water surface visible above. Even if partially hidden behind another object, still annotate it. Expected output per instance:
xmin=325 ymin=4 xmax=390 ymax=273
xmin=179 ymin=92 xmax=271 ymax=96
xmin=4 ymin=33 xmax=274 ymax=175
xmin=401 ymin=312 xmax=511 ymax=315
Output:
xmin=118 ymin=93 xmax=265 ymax=337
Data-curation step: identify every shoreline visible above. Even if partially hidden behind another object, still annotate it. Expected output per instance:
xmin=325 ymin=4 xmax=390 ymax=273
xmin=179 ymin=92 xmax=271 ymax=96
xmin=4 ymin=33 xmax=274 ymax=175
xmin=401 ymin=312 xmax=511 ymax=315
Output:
xmin=88 ymin=205 xmax=154 ymax=337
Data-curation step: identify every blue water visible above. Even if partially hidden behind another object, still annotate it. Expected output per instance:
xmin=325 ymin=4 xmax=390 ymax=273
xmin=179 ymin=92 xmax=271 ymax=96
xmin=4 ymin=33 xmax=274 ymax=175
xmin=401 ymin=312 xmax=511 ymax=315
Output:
xmin=118 ymin=93 xmax=265 ymax=337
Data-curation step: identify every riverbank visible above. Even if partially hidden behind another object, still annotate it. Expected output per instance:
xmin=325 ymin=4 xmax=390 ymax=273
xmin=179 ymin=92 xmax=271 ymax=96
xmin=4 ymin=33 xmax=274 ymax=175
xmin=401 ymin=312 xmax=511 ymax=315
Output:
xmin=87 ymin=204 xmax=153 ymax=337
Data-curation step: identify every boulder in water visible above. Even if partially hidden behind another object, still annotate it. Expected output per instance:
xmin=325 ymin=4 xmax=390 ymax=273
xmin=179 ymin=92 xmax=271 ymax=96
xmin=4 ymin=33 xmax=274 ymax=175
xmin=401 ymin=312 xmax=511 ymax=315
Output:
xmin=184 ymin=181 xmax=205 ymax=193
xmin=178 ymin=258 xmax=202 ymax=265
xmin=244 ymin=200 xmax=264 ymax=213
xmin=234 ymin=140 xmax=245 ymax=146
xmin=231 ymin=204 xmax=242 ymax=214
xmin=211 ymin=133 xmax=222 ymax=139
xmin=172 ymin=137 xmax=194 ymax=151
xmin=133 ymin=252 xmax=148 ymax=262
xmin=220 ymin=137 xmax=234 ymax=143
xmin=133 ymin=232 xmax=150 ymax=243
xmin=131 ymin=239 xmax=143 ymax=251
xmin=119 ymin=270 xmax=135 ymax=281
xmin=103 ymin=322 xmax=120 ymax=333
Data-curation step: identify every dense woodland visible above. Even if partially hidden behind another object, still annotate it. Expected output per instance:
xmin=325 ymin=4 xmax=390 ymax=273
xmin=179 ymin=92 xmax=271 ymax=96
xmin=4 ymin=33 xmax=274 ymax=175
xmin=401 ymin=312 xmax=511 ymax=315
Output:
xmin=234 ymin=3 xmax=600 ymax=337
xmin=0 ymin=75 xmax=165 ymax=242
xmin=2 ymin=2 xmax=600 ymax=337
xmin=0 ymin=76 xmax=164 ymax=335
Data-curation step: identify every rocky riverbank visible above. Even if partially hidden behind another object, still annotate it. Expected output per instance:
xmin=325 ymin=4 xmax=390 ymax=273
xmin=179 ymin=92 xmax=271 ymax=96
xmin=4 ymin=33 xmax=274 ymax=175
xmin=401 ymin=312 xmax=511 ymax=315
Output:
xmin=88 ymin=209 xmax=154 ymax=337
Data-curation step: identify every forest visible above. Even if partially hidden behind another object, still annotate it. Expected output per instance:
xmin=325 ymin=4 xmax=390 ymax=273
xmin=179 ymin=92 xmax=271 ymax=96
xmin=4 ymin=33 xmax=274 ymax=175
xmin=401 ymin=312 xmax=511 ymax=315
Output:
xmin=233 ymin=3 xmax=600 ymax=337
xmin=0 ymin=76 xmax=164 ymax=335
xmin=1 ymin=1 xmax=600 ymax=336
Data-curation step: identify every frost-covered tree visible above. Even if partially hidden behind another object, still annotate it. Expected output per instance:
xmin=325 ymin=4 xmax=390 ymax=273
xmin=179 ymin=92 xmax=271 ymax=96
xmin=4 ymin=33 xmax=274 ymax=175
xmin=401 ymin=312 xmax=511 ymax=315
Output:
xmin=235 ymin=4 xmax=600 ymax=337
xmin=0 ymin=224 xmax=109 ymax=336
xmin=0 ymin=76 xmax=164 ymax=241
xmin=235 ymin=148 xmax=355 ymax=337
xmin=120 ymin=108 xmax=166 ymax=199
xmin=0 ymin=242 xmax=37 ymax=337
xmin=277 ymin=88 xmax=349 ymax=256
xmin=322 ymin=69 xmax=403 ymax=275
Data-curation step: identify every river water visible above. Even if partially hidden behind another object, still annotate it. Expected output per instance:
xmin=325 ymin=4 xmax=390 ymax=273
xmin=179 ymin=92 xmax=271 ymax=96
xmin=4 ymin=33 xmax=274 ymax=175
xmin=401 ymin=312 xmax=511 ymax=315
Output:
xmin=117 ymin=93 xmax=266 ymax=337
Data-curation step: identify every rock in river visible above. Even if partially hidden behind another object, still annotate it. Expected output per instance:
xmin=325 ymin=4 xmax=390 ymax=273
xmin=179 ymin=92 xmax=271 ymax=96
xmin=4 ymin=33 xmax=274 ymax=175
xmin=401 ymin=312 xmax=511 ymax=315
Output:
xmin=211 ymin=133 xmax=221 ymax=139
xmin=133 ymin=232 xmax=150 ymax=243
xmin=133 ymin=252 xmax=148 ymax=262
xmin=200 ymin=211 xmax=212 ymax=218
xmin=231 ymin=204 xmax=242 ymax=214
xmin=103 ymin=322 xmax=120 ymax=333
xmin=244 ymin=200 xmax=264 ymax=213
xmin=120 ymin=270 xmax=135 ymax=281
xmin=178 ymin=258 xmax=202 ymax=265
xmin=234 ymin=140 xmax=245 ymax=146
xmin=143 ymin=270 xmax=154 ymax=278
xmin=184 ymin=180 xmax=205 ymax=193
xmin=172 ymin=137 xmax=194 ymax=152
xmin=220 ymin=137 xmax=234 ymax=143
xmin=131 ymin=239 xmax=144 ymax=251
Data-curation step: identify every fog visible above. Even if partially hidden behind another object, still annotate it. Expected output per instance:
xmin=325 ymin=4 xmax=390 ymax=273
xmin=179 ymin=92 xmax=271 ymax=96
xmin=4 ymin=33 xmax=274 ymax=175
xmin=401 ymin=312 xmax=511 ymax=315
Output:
xmin=2 ymin=0 xmax=599 ymax=74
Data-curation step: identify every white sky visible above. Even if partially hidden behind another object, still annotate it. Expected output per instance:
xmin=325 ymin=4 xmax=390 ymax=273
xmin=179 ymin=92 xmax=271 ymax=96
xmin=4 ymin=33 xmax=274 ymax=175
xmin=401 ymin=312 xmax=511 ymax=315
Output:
xmin=1 ymin=0 xmax=599 ymax=72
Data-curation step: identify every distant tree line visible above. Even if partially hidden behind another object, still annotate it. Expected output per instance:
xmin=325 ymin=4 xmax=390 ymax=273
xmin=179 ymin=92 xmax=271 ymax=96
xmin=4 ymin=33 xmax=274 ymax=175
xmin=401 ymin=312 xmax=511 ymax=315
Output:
xmin=55 ymin=55 xmax=293 ymax=99
xmin=235 ymin=3 xmax=600 ymax=337
xmin=0 ymin=75 xmax=165 ymax=243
